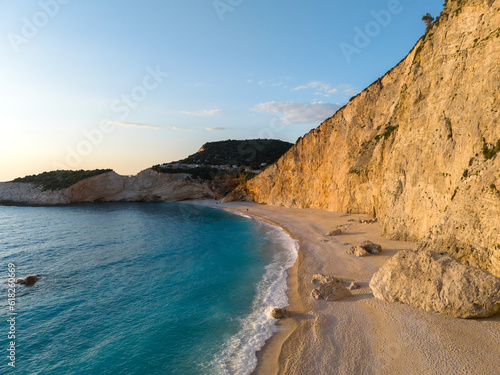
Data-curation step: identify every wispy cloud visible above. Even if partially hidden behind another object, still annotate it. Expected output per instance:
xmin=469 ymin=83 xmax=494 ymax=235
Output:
xmin=109 ymin=121 xmax=228 ymax=132
xmin=165 ymin=125 xmax=183 ymax=131
xmin=292 ymin=81 xmax=358 ymax=97
xmin=252 ymin=101 xmax=342 ymax=125
xmin=252 ymin=77 xmax=290 ymax=88
xmin=179 ymin=109 xmax=223 ymax=117
xmin=109 ymin=121 xmax=161 ymax=129
xmin=164 ymin=125 xmax=228 ymax=132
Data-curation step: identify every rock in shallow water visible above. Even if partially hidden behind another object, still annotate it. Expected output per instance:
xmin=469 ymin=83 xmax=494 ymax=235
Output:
xmin=369 ymin=250 xmax=500 ymax=318
xmin=271 ymin=308 xmax=289 ymax=319
xmin=15 ymin=275 xmax=40 ymax=286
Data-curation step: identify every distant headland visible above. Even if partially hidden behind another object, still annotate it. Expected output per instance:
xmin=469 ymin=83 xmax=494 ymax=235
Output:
xmin=0 ymin=139 xmax=292 ymax=205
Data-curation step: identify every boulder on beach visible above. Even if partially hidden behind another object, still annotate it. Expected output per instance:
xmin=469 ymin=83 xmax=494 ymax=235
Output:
xmin=311 ymin=274 xmax=352 ymax=301
xmin=369 ymin=250 xmax=500 ymax=318
xmin=326 ymin=229 xmax=342 ymax=236
xmin=360 ymin=240 xmax=382 ymax=254
xmin=15 ymin=275 xmax=40 ymax=286
xmin=358 ymin=219 xmax=377 ymax=224
xmin=348 ymin=282 xmax=360 ymax=290
xmin=345 ymin=241 xmax=382 ymax=257
xmin=271 ymin=308 xmax=289 ymax=319
xmin=346 ymin=246 xmax=370 ymax=257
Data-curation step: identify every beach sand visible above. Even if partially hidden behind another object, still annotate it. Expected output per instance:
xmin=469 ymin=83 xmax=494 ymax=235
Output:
xmin=191 ymin=200 xmax=500 ymax=375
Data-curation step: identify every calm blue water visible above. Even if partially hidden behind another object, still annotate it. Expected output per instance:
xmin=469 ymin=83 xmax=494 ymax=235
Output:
xmin=0 ymin=203 xmax=297 ymax=375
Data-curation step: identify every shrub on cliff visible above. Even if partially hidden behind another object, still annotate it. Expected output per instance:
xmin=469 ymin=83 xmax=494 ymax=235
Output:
xmin=11 ymin=169 xmax=112 ymax=191
xmin=483 ymin=139 xmax=500 ymax=160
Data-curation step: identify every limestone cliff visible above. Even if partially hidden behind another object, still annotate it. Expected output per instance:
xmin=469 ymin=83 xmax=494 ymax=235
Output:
xmin=231 ymin=0 xmax=500 ymax=276
xmin=0 ymin=170 xmax=213 ymax=205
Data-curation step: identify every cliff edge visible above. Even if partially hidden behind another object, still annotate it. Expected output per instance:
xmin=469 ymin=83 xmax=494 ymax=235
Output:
xmin=231 ymin=0 xmax=500 ymax=276
xmin=0 ymin=170 xmax=214 ymax=205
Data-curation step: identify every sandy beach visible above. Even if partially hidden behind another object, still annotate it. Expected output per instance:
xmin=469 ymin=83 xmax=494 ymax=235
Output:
xmin=191 ymin=200 xmax=500 ymax=375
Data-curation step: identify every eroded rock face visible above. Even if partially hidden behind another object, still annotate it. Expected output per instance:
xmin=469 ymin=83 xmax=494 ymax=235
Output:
xmin=228 ymin=0 xmax=500 ymax=277
xmin=0 ymin=183 xmax=68 ymax=205
xmin=65 ymin=170 xmax=214 ymax=203
xmin=369 ymin=250 xmax=500 ymax=319
xmin=311 ymin=274 xmax=352 ymax=301
xmin=0 ymin=170 xmax=214 ymax=205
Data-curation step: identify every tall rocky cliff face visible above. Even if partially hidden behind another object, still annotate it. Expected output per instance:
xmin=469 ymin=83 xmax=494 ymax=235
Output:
xmin=233 ymin=0 xmax=500 ymax=276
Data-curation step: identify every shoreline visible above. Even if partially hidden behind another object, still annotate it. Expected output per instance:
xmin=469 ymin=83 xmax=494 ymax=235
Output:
xmin=218 ymin=205 xmax=308 ymax=375
xmin=190 ymin=200 xmax=304 ymax=374
xmin=190 ymin=200 xmax=500 ymax=375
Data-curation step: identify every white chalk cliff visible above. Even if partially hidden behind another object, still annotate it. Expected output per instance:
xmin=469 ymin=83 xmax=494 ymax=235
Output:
xmin=0 ymin=170 xmax=214 ymax=205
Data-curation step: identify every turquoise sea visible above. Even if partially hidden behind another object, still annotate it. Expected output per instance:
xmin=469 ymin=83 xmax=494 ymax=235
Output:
xmin=0 ymin=203 xmax=297 ymax=375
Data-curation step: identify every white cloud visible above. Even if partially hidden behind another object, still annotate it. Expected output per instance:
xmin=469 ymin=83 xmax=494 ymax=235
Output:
xmin=109 ymin=121 xmax=227 ymax=132
xmin=253 ymin=78 xmax=288 ymax=88
xmin=252 ymin=101 xmax=342 ymax=125
xmin=109 ymin=121 xmax=161 ymax=129
xmin=165 ymin=125 xmax=182 ymax=131
xmin=179 ymin=109 xmax=223 ymax=116
xmin=292 ymin=81 xmax=357 ymax=97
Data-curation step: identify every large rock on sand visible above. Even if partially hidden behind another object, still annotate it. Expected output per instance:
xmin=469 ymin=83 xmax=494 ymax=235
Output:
xmin=370 ymin=250 xmax=500 ymax=318
xmin=311 ymin=274 xmax=352 ymax=301
xmin=360 ymin=240 xmax=382 ymax=254
xmin=326 ymin=229 xmax=342 ymax=236
xmin=346 ymin=241 xmax=382 ymax=257
xmin=346 ymin=246 xmax=370 ymax=257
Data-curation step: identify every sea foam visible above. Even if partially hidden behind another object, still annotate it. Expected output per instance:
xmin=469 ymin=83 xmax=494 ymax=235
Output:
xmin=210 ymin=217 xmax=299 ymax=375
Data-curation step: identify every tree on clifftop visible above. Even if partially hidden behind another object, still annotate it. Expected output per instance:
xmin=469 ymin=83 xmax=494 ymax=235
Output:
xmin=422 ymin=13 xmax=435 ymax=33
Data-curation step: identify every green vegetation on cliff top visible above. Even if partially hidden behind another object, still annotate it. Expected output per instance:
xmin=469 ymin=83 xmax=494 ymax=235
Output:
xmin=151 ymin=166 xmax=223 ymax=181
xmin=11 ymin=169 xmax=112 ymax=191
xmin=171 ymin=139 xmax=293 ymax=167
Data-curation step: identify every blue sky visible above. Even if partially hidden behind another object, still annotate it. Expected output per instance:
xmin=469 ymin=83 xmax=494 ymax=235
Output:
xmin=0 ymin=0 xmax=444 ymax=181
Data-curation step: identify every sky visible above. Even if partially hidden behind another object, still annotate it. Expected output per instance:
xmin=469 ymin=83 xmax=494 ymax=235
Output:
xmin=0 ymin=0 xmax=445 ymax=181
